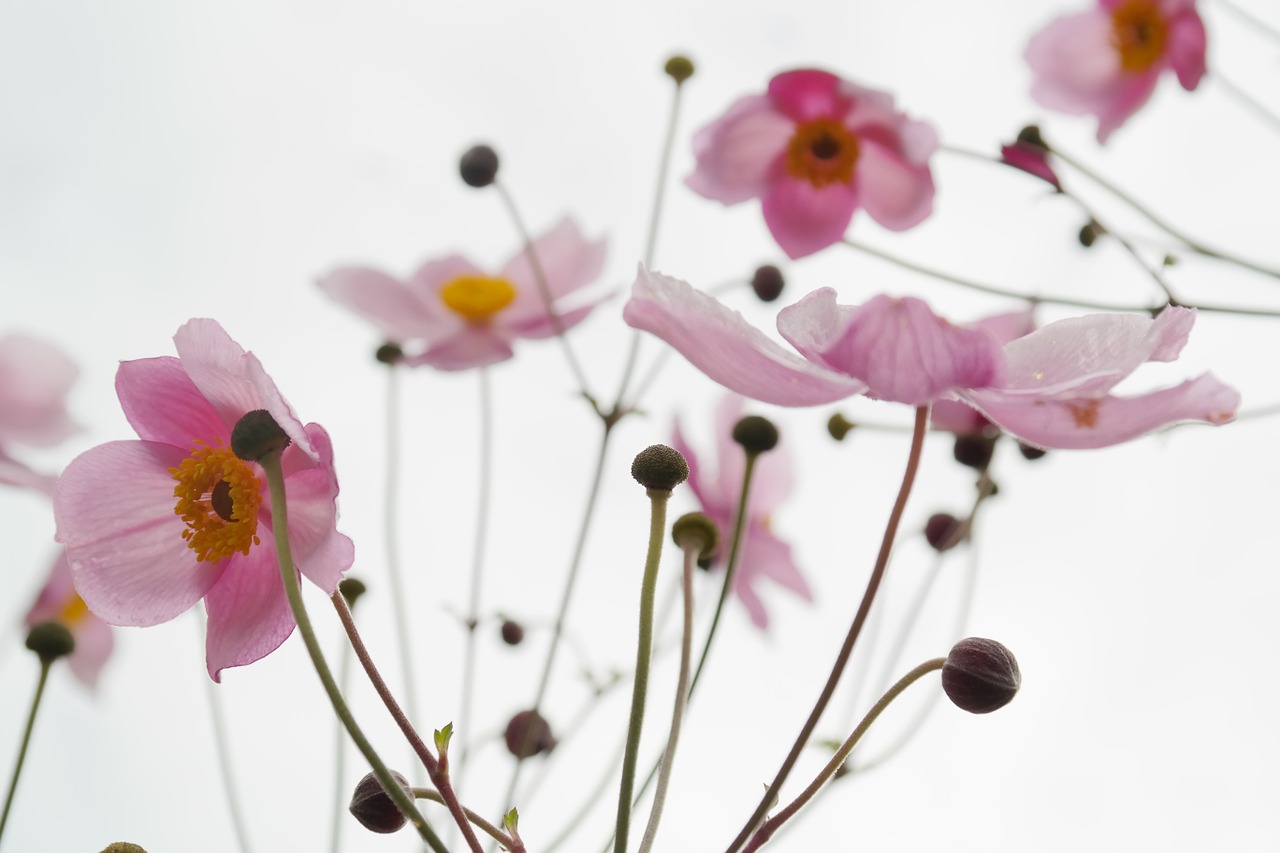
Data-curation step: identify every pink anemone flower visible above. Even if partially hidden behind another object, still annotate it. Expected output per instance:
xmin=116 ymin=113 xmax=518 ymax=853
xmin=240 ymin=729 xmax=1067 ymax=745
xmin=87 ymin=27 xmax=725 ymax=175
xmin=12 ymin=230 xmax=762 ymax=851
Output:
xmin=686 ymin=69 xmax=937 ymax=260
xmin=53 ymin=319 xmax=354 ymax=681
xmin=1027 ymin=0 xmax=1207 ymax=143
xmin=673 ymin=395 xmax=810 ymax=630
xmin=623 ymin=267 xmax=1238 ymax=449
xmin=931 ymin=309 xmax=1037 ymax=436
xmin=25 ymin=552 xmax=113 ymax=689
xmin=316 ymin=217 xmax=607 ymax=370
xmin=0 ymin=333 xmax=78 ymax=495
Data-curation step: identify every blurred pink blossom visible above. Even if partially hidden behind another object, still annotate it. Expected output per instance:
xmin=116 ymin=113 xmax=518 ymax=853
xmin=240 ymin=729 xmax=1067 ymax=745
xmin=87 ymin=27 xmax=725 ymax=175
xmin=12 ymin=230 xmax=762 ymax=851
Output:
xmin=624 ymin=267 xmax=1238 ymax=449
xmin=673 ymin=396 xmax=810 ymax=630
xmin=0 ymin=333 xmax=78 ymax=495
xmin=686 ymin=69 xmax=936 ymax=259
xmin=317 ymin=217 xmax=606 ymax=370
xmin=1027 ymin=0 xmax=1207 ymax=143
xmin=53 ymin=320 xmax=353 ymax=681
xmin=25 ymin=552 xmax=113 ymax=689
xmin=1000 ymin=140 xmax=1062 ymax=191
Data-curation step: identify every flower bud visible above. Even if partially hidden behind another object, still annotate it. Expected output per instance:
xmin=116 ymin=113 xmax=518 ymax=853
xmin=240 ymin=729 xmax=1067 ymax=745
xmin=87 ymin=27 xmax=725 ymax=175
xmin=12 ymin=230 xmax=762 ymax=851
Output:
xmin=1015 ymin=124 xmax=1048 ymax=151
xmin=631 ymin=444 xmax=689 ymax=492
xmin=663 ymin=55 xmax=695 ymax=84
xmin=338 ymin=577 xmax=367 ymax=608
xmin=349 ymin=770 xmax=413 ymax=834
xmin=375 ymin=342 xmax=404 ymax=365
xmin=942 ymin=637 xmax=1021 ymax=714
xmin=26 ymin=621 xmax=75 ymax=664
xmin=100 ymin=845 xmax=149 ymax=853
xmin=924 ymin=513 xmax=963 ymax=553
xmin=732 ymin=415 xmax=779 ymax=455
xmin=827 ymin=412 xmax=855 ymax=441
xmin=500 ymin=619 xmax=525 ymax=646
xmin=504 ymin=709 xmax=556 ymax=759
xmin=230 ymin=409 xmax=291 ymax=462
xmin=1078 ymin=219 xmax=1106 ymax=248
xmin=953 ymin=433 xmax=997 ymax=472
xmin=750 ymin=264 xmax=785 ymax=302
xmin=1018 ymin=441 xmax=1047 ymax=461
xmin=671 ymin=512 xmax=719 ymax=561
xmin=459 ymin=144 xmax=500 ymax=188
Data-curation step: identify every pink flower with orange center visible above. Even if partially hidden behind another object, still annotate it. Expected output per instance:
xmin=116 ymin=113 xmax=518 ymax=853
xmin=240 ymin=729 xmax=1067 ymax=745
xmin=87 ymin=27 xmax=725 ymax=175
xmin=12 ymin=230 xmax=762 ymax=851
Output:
xmin=24 ymin=553 xmax=113 ymax=689
xmin=0 ymin=333 xmax=78 ymax=495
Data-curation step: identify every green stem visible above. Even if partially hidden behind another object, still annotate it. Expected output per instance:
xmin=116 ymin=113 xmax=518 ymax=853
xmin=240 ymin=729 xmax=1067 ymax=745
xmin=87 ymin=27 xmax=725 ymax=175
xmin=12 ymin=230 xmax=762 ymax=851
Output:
xmin=0 ymin=659 xmax=51 ymax=846
xmin=197 ymin=613 xmax=255 ymax=853
xmin=258 ymin=454 xmax=444 ymax=853
xmin=411 ymin=789 xmax=523 ymax=851
xmin=329 ymin=626 xmax=355 ymax=853
xmin=740 ymin=658 xmax=947 ymax=853
xmin=613 ymin=488 xmax=672 ymax=853
xmin=723 ymin=406 xmax=931 ymax=853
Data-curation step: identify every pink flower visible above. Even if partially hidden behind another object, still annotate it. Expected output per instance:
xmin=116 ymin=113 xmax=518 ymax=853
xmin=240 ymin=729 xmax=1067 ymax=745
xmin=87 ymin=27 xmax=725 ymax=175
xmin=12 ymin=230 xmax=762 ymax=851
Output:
xmin=317 ymin=217 xmax=607 ymax=370
xmin=623 ymin=267 xmax=1239 ymax=449
xmin=999 ymin=140 xmax=1062 ymax=191
xmin=25 ymin=552 xmax=113 ymax=689
xmin=0 ymin=333 xmax=78 ymax=495
xmin=1027 ymin=0 xmax=1207 ymax=143
xmin=931 ymin=309 xmax=1037 ymax=435
xmin=53 ymin=320 xmax=354 ymax=681
xmin=686 ymin=69 xmax=937 ymax=260
xmin=672 ymin=395 xmax=810 ymax=630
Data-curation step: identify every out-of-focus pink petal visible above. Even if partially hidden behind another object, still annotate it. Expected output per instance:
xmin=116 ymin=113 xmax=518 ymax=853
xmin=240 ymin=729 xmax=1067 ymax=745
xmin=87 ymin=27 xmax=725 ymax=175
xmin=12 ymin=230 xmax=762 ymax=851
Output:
xmin=1000 ymin=307 xmax=1193 ymax=397
xmin=671 ymin=420 xmax=717 ymax=512
xmin=500 ymin=218 xmax=608 ymax=321
xmin=818 ymin=295 xmax=1004 ymax=405
xmin=0 ymin=334 xmax=78 ymax=447
xmin=854 ymin=139 xmax=936 ymax=231
xmin=929 ymin=401 xmax=991 ymax=436
xmin=623 ymin=267 xmax=865 ymax=406
xmin=710 ymin=395 xmax=793 ymax=517
xmin=405 ymin=330 xmax=515 ymax=371
xmin=116 ymin=357 xmax=225 ymax=447
xmin=710 ymin=395 xmax=747 ymax=511
xmin=686 ymin=96 xmax=795 ymax=204
xmin=733 ymin=572 xmax=770 ymax=629
xmin=408 ymin=255 xmax=486 ymax=296
xmin=27 ymin=555 xmax=117 ymax=689
xmin=67 ymin=617 xmax=114 ymax=689
xmin=1000 ymin=142 xmax=1063 ymax=190
xmin=761 ymin=175 xmax=860 ymax=259
xmin=976 ymin=308 xmax=1038 ymax=345
xmin=965 ymin=373 xmax=1239 ymax=449
xmin=55 ymin=441 xmax=223 ymax=627
xmin=202 ymin=545 xmax=296 ymax=682
xmin=732 ymin=526 xmax=812 ymax=630
xmin=316 ymin=266 xmax=449 ymax=341
xmin=1095 ymin=70 xmax=1160 ymax=142
xmin=1027 ymin=10 xmax=1125 ymax=115
xmin=500 ymin=298 xmax=605 ymax=339
xmin=0 ymin=449 xmax=57 ymax=495
xmin=767 ymin=69 xmax=847 ymax=122
xmin=1167 ymin=11 xmax=1207 ymax=90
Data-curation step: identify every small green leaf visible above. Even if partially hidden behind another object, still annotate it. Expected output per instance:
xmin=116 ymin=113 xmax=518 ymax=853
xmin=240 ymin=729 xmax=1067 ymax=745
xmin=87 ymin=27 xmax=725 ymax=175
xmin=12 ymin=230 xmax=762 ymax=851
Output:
xmin=434 ymin=722 xmax=454 ymax=753
xmin=504 ymin=808 xmax=520 ymax=832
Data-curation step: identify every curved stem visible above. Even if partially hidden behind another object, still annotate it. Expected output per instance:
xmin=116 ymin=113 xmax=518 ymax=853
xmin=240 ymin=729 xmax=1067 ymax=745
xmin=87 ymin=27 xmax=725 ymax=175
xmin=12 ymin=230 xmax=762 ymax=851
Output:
xmin=412 ymin=789 xmax=523 ymax=851
xmin=613 ymin=488 xmax=672 ymax=853
xmin=257 ymin=455 xmax=443 ymax=853
xmin=740 ymin=658 xmax=947 ymax=853
xmin=0 ymin=659 xmax=51 ymax=845
xmin=196 ymin=613 xmax=255 ymax=853
xmin=723 ymin=405 xmax=931 ymax=853
xmin=1211 ymin=67 xmax=1280 ymax=135
xmin=1213 ymin=0 xmax=1280 ymax=42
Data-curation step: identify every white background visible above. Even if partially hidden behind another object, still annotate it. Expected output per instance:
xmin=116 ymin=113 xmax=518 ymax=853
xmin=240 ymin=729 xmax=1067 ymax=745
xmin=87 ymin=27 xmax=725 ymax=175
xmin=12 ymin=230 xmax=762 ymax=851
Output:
xmin=2 ymin=1 xmax=1278 ymax=851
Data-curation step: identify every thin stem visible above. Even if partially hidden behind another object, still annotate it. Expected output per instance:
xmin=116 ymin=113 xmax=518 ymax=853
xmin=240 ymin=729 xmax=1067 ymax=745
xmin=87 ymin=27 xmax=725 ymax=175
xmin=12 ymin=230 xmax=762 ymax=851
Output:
xmin=330 ymin=593 xmax=491 ymax=853
xmin=494 ymin=180 xmax=594 ymax=399
xmin=196 ymin=612 xmax=255 ymax=853
xmin=723 ymin=405 xmax=931 ymax=853
xmin=1213 ymin=0 xmax=1280 ymax=40
xmin=329 ymin=619 xmax=356 ymax=853
xmin=636 ymin=542 xmax=698 ymax=853
xmin=613 ymin=488 xmax=672 ymax=853
xmin=740 ymin=658 xmax=947 ymax=853
xmin=0 ymin=659 xmax=51 ymax=845
xmin=1211 ymin=67 xmax=1280 ymax=135
xmin=457 ymin=366 xmax=494 ymax=791
xmin=257 ymin=455 xmax=444 ymax=853
xmin=412 ymin=789 xmax=523 ymax=852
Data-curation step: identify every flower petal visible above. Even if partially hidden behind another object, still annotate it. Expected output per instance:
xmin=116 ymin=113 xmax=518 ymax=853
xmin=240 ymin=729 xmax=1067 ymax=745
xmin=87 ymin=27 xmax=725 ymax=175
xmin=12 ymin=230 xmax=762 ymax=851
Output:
xmin=502 ymin=298 xmax=607 ymax=340
xmin=316 ymin=266 xmax=449 ymax=342
xmin=711 ymin=394 xmax=793 ymax=517
xmin=405 ymin=329 xmax=515 ymax=371
xmin=761 ymin=174 xmax=860 ymax=259
xmin=1095 ymin=70 xmax=1160 ymax=143
xmin=0 ymin=448 xmax=57 ymax=495
xmin=202 ymin=543 xmax=296 ymax=682
xmin=623 ymin=267 xmax=865 ymax=406
xmin=68 ymin=616 xmax=114 ymax=689
xmin=500 ymin=218 xmax=608 ymax=322
xmin=54 ymin=440 xmax=222 ymax=627
xmin=686 ymin=95 xmax=794 ymax=205
xmin=1167 ymin=10 xmax=1207 ymax=90
xmin=733 ymin=525 xmax=812 ymax=630
xmin=0 ymin=333 xmax=78 ymax=447
xmin=116 ymin=356 xmax=226 ymax=446
xmin=853 ymin=138 xmax=936 ymax=231
xmin=1027 ymin=10 xmax=1126 ymax=116
xmin=671 ymin=419 xmax=717 ymax=512
xmin=767 ymin=69 xmax=847 ymax=122
xmin=277 ymin=433 xmax=352 ymax=594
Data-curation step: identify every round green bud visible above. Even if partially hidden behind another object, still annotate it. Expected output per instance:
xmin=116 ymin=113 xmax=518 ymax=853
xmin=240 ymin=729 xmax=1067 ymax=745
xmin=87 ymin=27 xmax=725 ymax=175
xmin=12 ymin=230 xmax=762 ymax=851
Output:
xmin=671 ymin=512 xmax=719 ymax=560
xmin=375 ymin=342 xmax=404 ymax=365
xmin=338 ymin=577 xmax=367 ymax=608
xmin=827 ymin=412 xmax=855 ymax=441
xmin=732 ymin=415 xmax=779 ymax=455
xmin=631 ymin=444 xmax=689 ymax=492
xmin=1079 ymin=219 xmax=1106 ymax=248
xmin=230 ymin=409 xmax=291 ymax=462
xmin=663 ymin=55 xmax=695 ymax=84
xmin=1015 ymin=124 xmax=1048 ymax=151
xmin=26 ymin=621 xmax=75 ymax=664
xmin=942 ymin=637 xmax=1021 ymax=714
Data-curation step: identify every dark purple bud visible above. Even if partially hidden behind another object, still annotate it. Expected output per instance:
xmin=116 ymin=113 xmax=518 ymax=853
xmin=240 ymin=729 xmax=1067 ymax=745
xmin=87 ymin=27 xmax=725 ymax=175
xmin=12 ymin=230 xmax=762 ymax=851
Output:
xmin=1018 ymin=441 xmax=1048 ymax=461
xmin=459 ymin=144 xmax=500 ymax=188
xmin=348 ymin=770 xmax=413 ymax=834
xmin=942 ymin=637 xmax=1021 ymax=714
xmin=504 ymin=709 xmax=556 ymax=759
xmin=230 ymin=409 xmax=290 ymax=462
xmin=924 ymin=513 xmax=964 ymax=552
xmin=953 ymin=433 xmax=997 ymax=472
xmin=500 ymin=619 xmax=525 ymax=646
xmin=750 ymin=264 xmax=785 ymax=302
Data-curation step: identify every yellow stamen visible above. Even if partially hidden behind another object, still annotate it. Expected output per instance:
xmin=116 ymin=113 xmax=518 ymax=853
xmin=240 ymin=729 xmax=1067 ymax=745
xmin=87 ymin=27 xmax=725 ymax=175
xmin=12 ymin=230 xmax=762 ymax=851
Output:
xmin=785 ymin=117 xmax=860 ymax=189
xmin=58 ymin=593 xmax=90 ymax=626
xmin=169 ymin=441 xmax=263 ymax=564
xmin=1111 ymin=0 xmax=1168 ymax=73
xmin=440 ymin=275 xmax=517 ymax=322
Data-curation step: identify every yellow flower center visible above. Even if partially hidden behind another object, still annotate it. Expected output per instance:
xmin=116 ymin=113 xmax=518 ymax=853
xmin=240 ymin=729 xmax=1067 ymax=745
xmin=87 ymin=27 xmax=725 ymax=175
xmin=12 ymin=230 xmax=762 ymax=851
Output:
xmin=1111 ymin=0 xmax=1167 ymax=72
xmin=785 ymin=117 xmax=860 ymax=189
xmin=58 ymin=593 xmax=90 ymax=626
xmin=169 ymin=441 xmax=262 ymax=564
xmin=440 ymin=275 xmax=517 ymax=322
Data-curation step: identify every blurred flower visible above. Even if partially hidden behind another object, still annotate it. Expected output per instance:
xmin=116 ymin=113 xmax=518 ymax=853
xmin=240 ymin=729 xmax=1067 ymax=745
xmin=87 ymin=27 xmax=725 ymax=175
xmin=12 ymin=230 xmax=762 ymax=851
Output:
xmin=317 ymin=217 xmax=607 ymax=370
xmin=672 ymin=395 xmax=810 ymax=630
xmin=24 ymin=552 xmax=113 ymax=688
xmin=1027 ymin=0 xmax=1206 ymax=143
xmin=0 ymin=333 xmax=78 ymax=495
xmin=53 ymin=320 xmax=353 ymax=681
xmin=686 ymin=69 xmax=936 ymax=259
xmin=624 ymin=268 xmax=1238 ymax=448
xmin=999 ymin=134 xmax=1062 ymax=191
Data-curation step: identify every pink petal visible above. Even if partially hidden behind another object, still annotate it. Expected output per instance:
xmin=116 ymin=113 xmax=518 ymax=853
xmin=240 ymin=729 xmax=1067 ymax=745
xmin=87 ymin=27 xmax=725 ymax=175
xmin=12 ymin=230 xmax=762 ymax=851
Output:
xmin=623 ymin=267 xmax=865 ymax=406
xmin=116 ymin=356 xmax=226 ymax=447
xmin=499 ymin=218 xmax=608 ymax=323
xmin=686 ymin=95 xmax=794 ymax=205
xmin=0 ymin=449 xmax=57 ymax=495
xmin=0 ymin=334 xmax=78 ymax=447
xmin=975 ymin=307 xmax=1038 ymax=345
xmin=929 ymin=400 xmax=991 ymax=436
xmin=54 ymin=441 xmax=223 ymax=627
xmin=405 ymin=329 xmax=515 ymax=371
xmin=711 ymin=394 xmax=793 ymax=517
xmin=1000 ymin=142 xmax=1062 ymax=190
xmin=1027 ymin=10 xmax=1126 ymax=115
xmin=1095 ymin=70 xmax=1160 ymax=143
xmin=732 ymin=525 xmax=812 ymax=631
xmin=202 ymin=543 xmax=297 ymax=681
xmin=671 ymin=419 xmax=716 ymax=512
xmin=502 ymin=298 xmax=606 ymax=340
xmin=775 ymin=287 xmax=860 ymax=368
xmin=316 ymin=266 xmax=450 ymax=341
xmin=761 ymin=174 xmax=860 ymax=259
xmin=767 ymin=69 xmax=847 ymax=122
xmin=854 ymin=138 xmax=936 ymax=231
xmin=278 ymin=468 xmax=352 ymax=595
xmin=67 ymin=616 xmax=114 ymax=689
xmin=1167 ymin=11 xmax=1207 ymax=91
xmin=964 ymin=373 xmax=1240 ymax=450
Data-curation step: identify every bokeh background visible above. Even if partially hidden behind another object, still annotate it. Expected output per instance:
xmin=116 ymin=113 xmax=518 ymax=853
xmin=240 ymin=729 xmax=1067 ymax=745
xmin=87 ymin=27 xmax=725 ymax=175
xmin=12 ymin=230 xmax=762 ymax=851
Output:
xmin=2 ymin=0 xmax=1278 ymax=850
